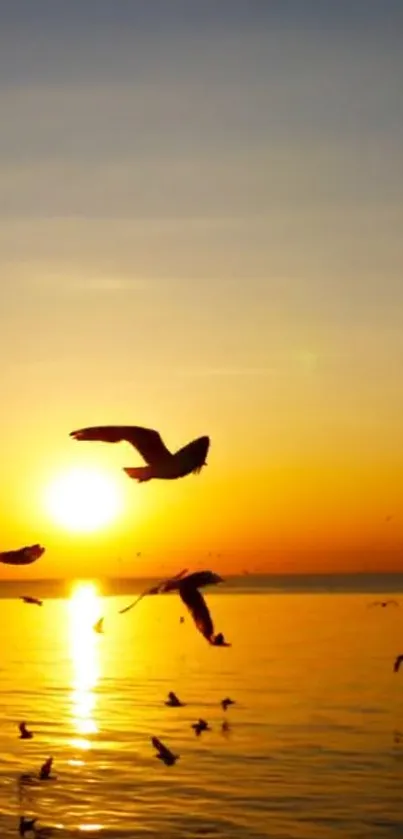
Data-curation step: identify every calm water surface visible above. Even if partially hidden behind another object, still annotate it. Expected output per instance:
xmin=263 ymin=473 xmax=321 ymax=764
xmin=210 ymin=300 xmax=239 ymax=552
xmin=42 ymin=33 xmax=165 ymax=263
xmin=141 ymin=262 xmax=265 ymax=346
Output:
xmin=0 ymin=585 xmax=402 ymax=837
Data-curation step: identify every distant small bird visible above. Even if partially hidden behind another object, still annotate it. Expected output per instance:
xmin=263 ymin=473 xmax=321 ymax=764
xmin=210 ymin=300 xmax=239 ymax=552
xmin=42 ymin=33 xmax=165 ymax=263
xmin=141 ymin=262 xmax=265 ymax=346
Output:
xmin=393 ymin=729 xmax=403 ymax=743
xmin=21 ymin=596 xmax=43 ymax=606
xmin=0 ymin=544 xmax=45 ymax=566
xmin=221 ymin=720 xmax=231 ymax=735
xmin=39 ymin=757 xmax=54 ymax=781
xmin=393 ymin=655 xmax=403 ymax=673
xmin=369 ymin=600 xmax=398 ymax=608
xmin=221 ymin=698 xmax=235 ymax=711
xmin=179 ymin=616 xmax=185 ymax=624
xmin=151 ymin=736 xmax=179 ymax=766
xmin=19 ymin=722 xmax=33 ymax=740
xmin=19 ymin=817 xmax=37 ymax=837
xmin=119 ymin=568 xmax=189 ymax=614
xmin=165 ymin=691 xmax=184 ymax=708
xmin=191 ymin=719 xmax=210 ymax=736
xmin=93 ymin=617 xmax=104 ymax=634
xmin=178 ymin=576 xmax=230 ymax=646
xmin=70 ymin=425 xmax=210 ymax=483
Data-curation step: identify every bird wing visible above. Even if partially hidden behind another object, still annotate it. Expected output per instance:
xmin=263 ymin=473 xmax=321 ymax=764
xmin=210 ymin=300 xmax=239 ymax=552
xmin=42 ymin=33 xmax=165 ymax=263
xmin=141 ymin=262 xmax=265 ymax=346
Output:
xmin=179 ymin=585 xmax=214 ymax=641
xmin=394 ymin=655 xmax=403 ymax=672
xmin=151 ymin=737 xmax=173 ymax=760
xmin=174 ymin=435 xmax=210 ymax=474
xmin=0 ymin=545 xmax=44 ymax=566
xmin=388 ymin=600 xmax=399 ymax=606
xmin=70 ymin=425 xmax=171 ymax=465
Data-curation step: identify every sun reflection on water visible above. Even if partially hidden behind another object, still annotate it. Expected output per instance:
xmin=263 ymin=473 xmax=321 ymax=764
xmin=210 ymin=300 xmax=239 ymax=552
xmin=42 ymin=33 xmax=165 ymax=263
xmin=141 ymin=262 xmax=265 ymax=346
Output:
xmin=68 ymin=581 xmax=102 ymax=749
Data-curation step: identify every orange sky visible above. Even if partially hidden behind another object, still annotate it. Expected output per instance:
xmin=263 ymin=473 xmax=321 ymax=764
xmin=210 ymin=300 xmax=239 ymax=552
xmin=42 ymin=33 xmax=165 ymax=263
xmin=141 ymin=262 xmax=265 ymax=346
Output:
xmin=1 ymin=3 xmax=402 ymax=579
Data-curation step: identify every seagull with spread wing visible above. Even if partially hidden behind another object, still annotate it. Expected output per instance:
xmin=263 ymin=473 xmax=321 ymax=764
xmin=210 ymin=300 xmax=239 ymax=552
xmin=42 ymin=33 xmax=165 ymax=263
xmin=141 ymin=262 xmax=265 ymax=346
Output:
xmin=0 ymin=544 xmax=45 ymax=566
xmin=70 ymin=425 xmax=210 ymax=483
xmin=151 ymin=736 xmax=179 ymax=766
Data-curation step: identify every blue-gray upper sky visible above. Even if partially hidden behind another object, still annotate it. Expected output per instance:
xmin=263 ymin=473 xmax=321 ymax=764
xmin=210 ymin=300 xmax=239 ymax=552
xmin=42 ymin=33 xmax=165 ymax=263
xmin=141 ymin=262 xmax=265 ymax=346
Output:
xmin=0 ymin=1 xmax=402 ymax=571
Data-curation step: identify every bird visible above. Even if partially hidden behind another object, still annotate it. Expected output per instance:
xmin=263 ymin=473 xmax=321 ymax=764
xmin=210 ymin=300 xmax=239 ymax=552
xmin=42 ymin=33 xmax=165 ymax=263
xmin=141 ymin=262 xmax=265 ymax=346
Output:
xmin=21 ymin=596 xmax=43 ymax=607
xmin=19 ymin=722 xmax=33 ymax=740
xmin=165 ymin=691 xmax=184 ymax=708
xmin=177 ymin=576 xmax=230 ymax=646
xmin=69 ymin=425 xmax=210 ymax=483
xmin=151 ymin=737 xmax=179 ymax=766
xmin=119 ymin=569 xmax=188 ymax=614
xmin=179 ymin=616 xmax=185 ymax=624
xmin=368 ymin=600 xmax=398 ymax=608
xmin=191 ymin=719 xmax=210 ymax=736
xmin=221 ymin=697 xmax=235 ymax=711
xmin=393 ymin=655 xmax=403 ymax=673
xmin=221 ymin=720 xmax=231 ymax=735
xmin=39 ymin=757 xmax=54 ymax=780
xmin=93 ymin=617 xmax=104 ymax=634
xmin=0 ymin=544 xmax=45 ymax=566
xmin=19 ymin=817 xmax=37 ymax=837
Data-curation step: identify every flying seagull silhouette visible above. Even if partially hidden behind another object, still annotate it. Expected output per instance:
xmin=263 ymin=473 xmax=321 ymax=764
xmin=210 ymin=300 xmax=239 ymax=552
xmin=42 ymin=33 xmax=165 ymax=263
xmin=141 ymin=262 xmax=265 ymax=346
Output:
xmin=70 ymin=425 xmax=210 ymax=483
xmin=368 ymin=600 xmax=398 ymax=608
xmin=119 ymin=568 xmax=188 ymax=614
xmin=177 ymin=575 xmax=230 ymax=646
xmin=394 ymin=655 xmax=403 ymax=673
xmin=191 ymin=719 xmax=210 ymax=736
xmin=151 ymin=736 xmax=179 ymax=766
xmin=21 ymin=596 xmax=43 ymax=607
xmin=0 ymin=544 xmax=45 ymax=566
xmin=221 ymin=698 xmax=235 ymax=711
xmin=19 ymin=816 xmax=37 ymax=837
xmin=19 ymin=722 xmax=33 ymax=740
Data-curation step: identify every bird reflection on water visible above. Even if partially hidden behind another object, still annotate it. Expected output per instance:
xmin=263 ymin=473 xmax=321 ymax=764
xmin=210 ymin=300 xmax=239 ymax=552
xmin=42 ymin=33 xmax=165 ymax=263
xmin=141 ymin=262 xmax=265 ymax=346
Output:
xmin=68 ymin=583 xmax=101 ymax=749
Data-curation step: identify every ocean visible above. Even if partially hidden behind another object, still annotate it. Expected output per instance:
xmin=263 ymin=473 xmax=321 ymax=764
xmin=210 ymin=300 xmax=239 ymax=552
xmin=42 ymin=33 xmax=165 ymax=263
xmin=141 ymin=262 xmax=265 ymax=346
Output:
xmin=0 ymin=575 xmax=402 ymax=838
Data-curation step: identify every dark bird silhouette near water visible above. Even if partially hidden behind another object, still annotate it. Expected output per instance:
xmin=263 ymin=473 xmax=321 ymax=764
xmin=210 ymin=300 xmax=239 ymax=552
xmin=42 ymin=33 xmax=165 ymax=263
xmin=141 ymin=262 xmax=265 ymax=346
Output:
xmin=19 ymin=722 xmax=33 ymax=740
xmin=119 ymin=568 xmax=189 ymax=614
xmin=39 ymin=757 xmax=54 ymax=781
xmin=151 ymin=736 xmax=178 ymax=766
xmin=369 ymin=600 xmax=398 ymax=608
xmin=93 ymin=617 xmax=104 ymax=634
xmin=176 ymin=574 xmax=230 ymax=646
xmin=0 ymin=544 xmax=45 ymax=566
xmin=165 ymin=691 xmax=184 ymax=708
xmin=70 ymin=425 xmax=210 ymax=483
xmin=21 ymin=596 xmax=42 ymax=607
xmin=191 ymin=719 xmax=210 ymax=736
xmin=221 ymin=720 xmax=231 ymax=736
xmin=221 ymin=697 xmax=235 ymax=711
xmin=393 ymin=655 xmax=403 ymax=673
xmin=19 ymin=816 xmax=37 ymax=836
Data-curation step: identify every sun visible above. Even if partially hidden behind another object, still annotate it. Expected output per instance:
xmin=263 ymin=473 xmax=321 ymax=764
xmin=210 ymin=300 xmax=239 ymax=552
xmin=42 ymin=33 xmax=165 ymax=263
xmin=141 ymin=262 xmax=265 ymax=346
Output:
xmin=45 ymin=466 xmax=122 ymax=533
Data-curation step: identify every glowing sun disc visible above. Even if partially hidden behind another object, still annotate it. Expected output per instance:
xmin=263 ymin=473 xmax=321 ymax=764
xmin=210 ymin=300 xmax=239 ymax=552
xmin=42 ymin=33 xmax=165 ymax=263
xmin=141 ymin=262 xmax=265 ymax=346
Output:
xmin=45 ymin=467 xmax=122 ymax=532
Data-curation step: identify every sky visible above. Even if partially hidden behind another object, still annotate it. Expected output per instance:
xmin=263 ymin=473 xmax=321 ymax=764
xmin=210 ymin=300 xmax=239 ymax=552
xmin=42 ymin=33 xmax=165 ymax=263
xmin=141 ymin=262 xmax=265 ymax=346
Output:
xmin=0 ymin=0 xmax=402 ymax=579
